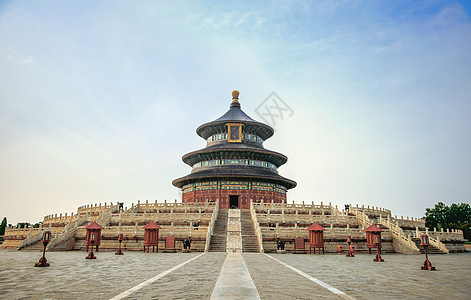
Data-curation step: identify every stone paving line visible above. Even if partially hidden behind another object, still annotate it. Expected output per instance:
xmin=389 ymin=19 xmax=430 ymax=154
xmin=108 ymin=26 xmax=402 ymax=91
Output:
xmin=109 ymin=253 xmax=205 ymax=300
xmin=125 ymin=252 xmax=226 ymax=300
xmin=243 ymin=253 xmax=348 ymax=299
xmin=261 ymin=252 xmax=471 ymax=300
xmin=210 ymin=253 xmax=260 ymax=300
xmin=265 ymin=254 xmax=355 ymax=300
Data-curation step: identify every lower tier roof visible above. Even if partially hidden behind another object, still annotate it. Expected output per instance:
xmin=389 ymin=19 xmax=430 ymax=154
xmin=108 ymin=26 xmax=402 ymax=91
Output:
xmin=172 ymin=166 xmax=297 ymax=189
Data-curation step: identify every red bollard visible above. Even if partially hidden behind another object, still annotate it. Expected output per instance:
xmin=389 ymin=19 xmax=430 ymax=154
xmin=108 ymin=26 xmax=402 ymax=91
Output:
xmin=337 ymin=245 xmax=342 ymax=254
xmin=346 ymin=236 xmax=355 ymax=257
xmin=373 ymin=235 xmax=384 ymax=262
xmin=115 ymin=233 xmax=124 ymax=255
xmin=420 ymin=234 xmax=436 ymax=270
xmin=35 ymin=231 xmax=51 ymax=267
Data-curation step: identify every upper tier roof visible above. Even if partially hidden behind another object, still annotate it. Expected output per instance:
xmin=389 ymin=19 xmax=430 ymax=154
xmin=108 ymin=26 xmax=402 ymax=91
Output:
xmin=196 ymin=92 xmax=274 ymax=140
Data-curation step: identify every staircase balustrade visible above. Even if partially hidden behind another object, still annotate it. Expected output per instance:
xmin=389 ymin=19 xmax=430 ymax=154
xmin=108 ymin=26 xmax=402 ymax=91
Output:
xmin=250 ymin=200 xmax=264 ymax=253
xmin=205 ymin=201 xmax=219 ymax=252
xmin=17 ymin=228 xmax=43 ymax=250
xmin=428 ymin=236 xmax=450 ymax=254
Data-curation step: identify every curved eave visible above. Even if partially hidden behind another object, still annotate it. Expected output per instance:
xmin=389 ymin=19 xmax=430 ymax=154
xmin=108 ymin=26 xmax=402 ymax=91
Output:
xmin=196 ymin=121 xmax=274 ymax=140
xmin=172 ymin=168 xmax=297 ymax=189
xmin=182 ymin=147 xmax=288 ymax=167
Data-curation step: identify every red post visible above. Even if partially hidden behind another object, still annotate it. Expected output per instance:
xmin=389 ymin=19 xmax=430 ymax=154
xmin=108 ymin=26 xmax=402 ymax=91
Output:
xmin=115 ymin=233 xmax=124 ymax=255
xmin=346 ymin=235 xmax=355 ymax=257
xmin=306 ymin=223 xmax=325 ymax=254
xmin=35 ymin=231 xmax=51 ymax=267
xmin=420 ymin=234 xmax=436 ymax=270
xmin=373 ymin=234 xmax=384 ymax=262
xmin=143 ymin=221 xmax=162 ymax=253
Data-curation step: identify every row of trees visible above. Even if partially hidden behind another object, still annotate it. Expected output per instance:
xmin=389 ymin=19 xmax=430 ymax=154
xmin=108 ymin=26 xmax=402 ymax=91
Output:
xmin=425 ymin=202 xmax=471 ymax=241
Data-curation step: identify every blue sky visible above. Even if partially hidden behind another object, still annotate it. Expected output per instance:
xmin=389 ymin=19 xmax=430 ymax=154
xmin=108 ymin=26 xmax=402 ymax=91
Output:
xmin=0 ymin=0 xmax=470 ymax=224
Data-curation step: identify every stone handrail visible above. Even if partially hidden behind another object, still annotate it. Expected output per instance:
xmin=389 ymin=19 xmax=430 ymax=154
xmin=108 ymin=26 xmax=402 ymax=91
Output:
xmin=47 ymin=203 xmax=119 ymax=251
xmin=250 ymin=200 xmax=264 ymax=253
xmin=47 ymin=203 xmax=119 ymax=250
xmin=204 ymin=200 xmax=219 ymax=252
xmin=47 ymin=214 xmax=89 ymax=251
xmin=378 ymin=216 xmax=420 ymax=254
xmin=3 ymin=228 xmax=32 ymax=238
xmin=415 ymin=228 xmax=465 ymax=241
xmin=256 ymin=214 xmax=360 ymax=225
xmin=17 ymin=228 xmax=43 ymax=250
xmin=351 ymin=206 xmax=419 ymax=253
xmin=351 ymin=204 xmax=392 ymax=217
xmin=127 ymin=200 xmax=216 ymax=213
xmin=95 ymin=204 xmax=120 ymax=226
xmin=429 ymin=236 xmax=450 ymax=254
xmin=43 ymin=214 xmax=78 ymax=225
xmin=261 ymin=227 xmax=370 ymax=239
xmin=350 ymin=207 xmax=373 ymax=228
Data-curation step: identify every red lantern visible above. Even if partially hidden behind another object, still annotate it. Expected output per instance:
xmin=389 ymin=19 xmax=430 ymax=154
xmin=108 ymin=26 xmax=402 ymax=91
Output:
xmin=364 ymin=224 xmax=383 ymax=255
xmin=85 ymin=222 xmax=104 ymax=252
xmin=85 ymin=222 xmax=103 ymax=259
xmin=306 ymin=223 xmax=325 ymax=254
xmin=420 ymin=234 xmax=429 ymax=246
xmin=143 ymin=221 xmax=162 ymax=253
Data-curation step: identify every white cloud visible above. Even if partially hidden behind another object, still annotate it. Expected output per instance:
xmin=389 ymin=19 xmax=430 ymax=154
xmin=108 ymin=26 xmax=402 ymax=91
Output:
xmin=23 ymin=56 xmax=32 ymax=64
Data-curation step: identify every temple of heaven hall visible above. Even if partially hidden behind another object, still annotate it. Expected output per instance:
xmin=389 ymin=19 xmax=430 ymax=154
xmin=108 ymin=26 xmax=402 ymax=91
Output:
xmin=172 ymin=90 xmax=296 ymax=209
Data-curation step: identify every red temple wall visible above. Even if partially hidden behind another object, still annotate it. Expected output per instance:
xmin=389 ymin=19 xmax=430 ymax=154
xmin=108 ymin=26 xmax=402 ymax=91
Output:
xmin=181 ymin=182 xmax=287 ymax=209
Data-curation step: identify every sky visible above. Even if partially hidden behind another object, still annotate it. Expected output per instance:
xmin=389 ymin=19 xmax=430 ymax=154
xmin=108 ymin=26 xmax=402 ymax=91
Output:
xmin=0 ymin=0 xmax=470 ymax=225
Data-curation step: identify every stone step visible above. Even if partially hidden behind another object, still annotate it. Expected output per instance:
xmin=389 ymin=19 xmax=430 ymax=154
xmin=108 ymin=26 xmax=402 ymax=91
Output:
xmin=209 ymin=209 xmax=228 ymax=252
xmin=411 ymin=238 xmax=447 ymax=254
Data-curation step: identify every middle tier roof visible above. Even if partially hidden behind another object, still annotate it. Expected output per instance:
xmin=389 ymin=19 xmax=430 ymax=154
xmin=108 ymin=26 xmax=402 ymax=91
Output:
xmin=182 ymin=143 xmax=288 ymax=167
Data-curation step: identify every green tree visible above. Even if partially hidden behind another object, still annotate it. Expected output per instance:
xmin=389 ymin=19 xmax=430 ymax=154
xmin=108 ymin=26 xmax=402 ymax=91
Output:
xmin=425 ymin=202 xmax=471 ymax=240
xmin=0 ymin=217 xmax=6 ymax=236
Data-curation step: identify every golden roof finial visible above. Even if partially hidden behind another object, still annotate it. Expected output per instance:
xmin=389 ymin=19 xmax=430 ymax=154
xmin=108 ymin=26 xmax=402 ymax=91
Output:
xmin=232 ymin=90 xmax=239 ymax=102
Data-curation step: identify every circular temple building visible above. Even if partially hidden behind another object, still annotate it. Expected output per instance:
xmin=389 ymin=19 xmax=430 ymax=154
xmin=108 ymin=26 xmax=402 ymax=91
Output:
xmin=172 ymin=91 xmax=296 ymax=209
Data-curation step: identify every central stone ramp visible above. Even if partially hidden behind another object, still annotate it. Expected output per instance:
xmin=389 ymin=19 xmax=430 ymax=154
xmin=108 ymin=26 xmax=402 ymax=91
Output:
xmin=209 ymin=209 xmax=228 ymax=252
xmin=210 ymin=253 xmax=260 ymax=300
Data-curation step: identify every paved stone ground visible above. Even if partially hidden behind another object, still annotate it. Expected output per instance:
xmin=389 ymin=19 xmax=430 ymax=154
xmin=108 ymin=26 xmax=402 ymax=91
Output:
xmin=1 ymin=249 xmax=470 ymax=299
xmin=244 ymin=253 xmax=337 ymax=299
xmin=127 ymin=252 xmax=225 ymax=300
xmin=0 ymin=250 xmax=206 ymax=299
xmin=255 ymin=252 xmax=471 ymax=300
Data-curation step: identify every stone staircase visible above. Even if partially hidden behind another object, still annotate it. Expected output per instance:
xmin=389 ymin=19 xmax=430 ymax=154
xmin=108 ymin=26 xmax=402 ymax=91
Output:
xmin=19 ymin=240 xmax=45 ymax=251
xmin=209 ymin=209 xmax=228 ymax=252
xmin=17 ymin=229 xmax=44 ymax=251
xmin=241 ymin=210 xmax=259 ymax=253
xmin=412 ymin=237 xmax=447 ymax=254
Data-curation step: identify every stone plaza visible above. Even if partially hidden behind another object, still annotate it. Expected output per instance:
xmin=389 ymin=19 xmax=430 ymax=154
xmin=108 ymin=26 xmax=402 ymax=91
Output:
xmin=1 ymin=249 xmax=470 ymax=299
